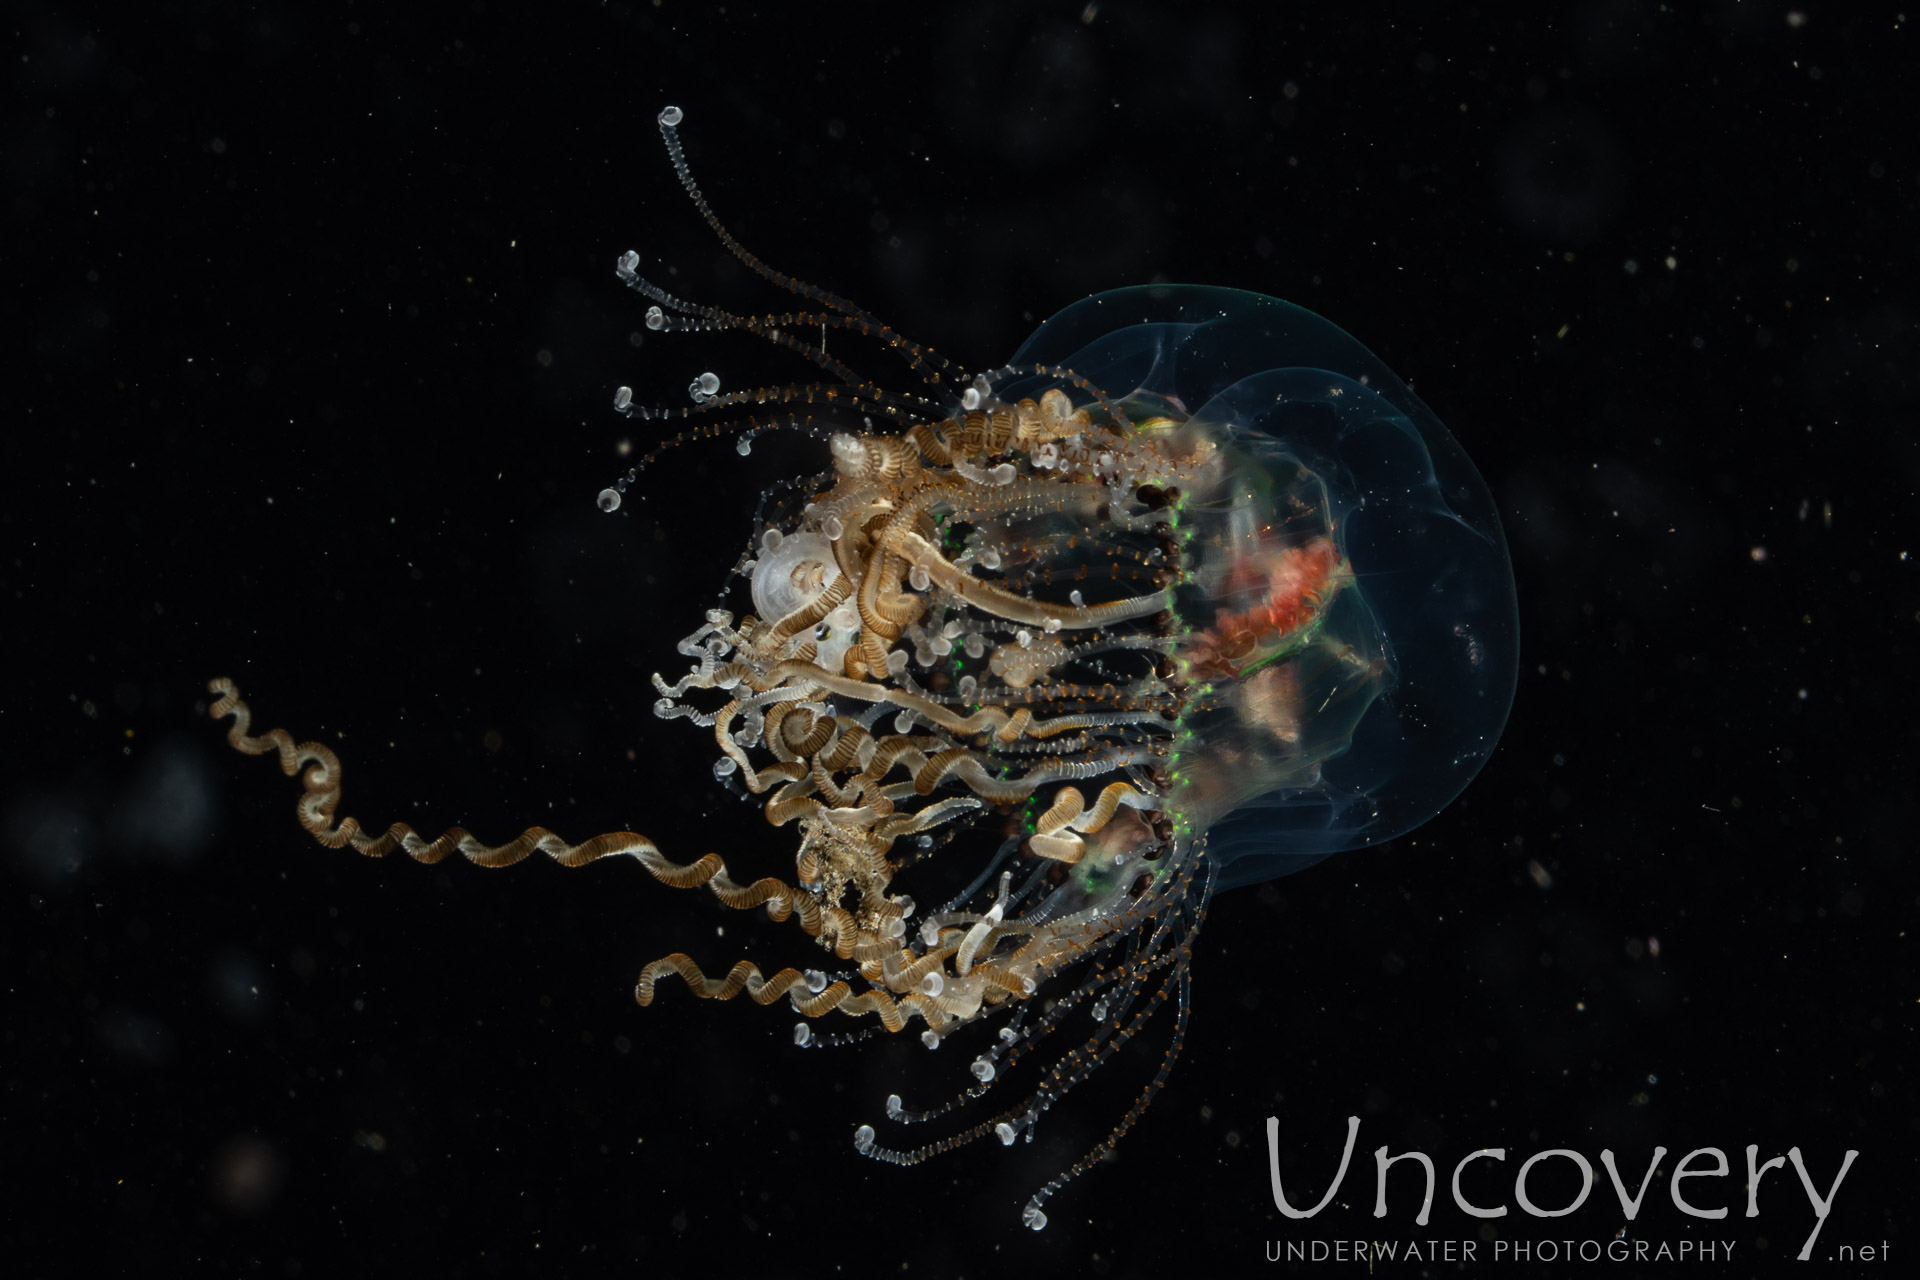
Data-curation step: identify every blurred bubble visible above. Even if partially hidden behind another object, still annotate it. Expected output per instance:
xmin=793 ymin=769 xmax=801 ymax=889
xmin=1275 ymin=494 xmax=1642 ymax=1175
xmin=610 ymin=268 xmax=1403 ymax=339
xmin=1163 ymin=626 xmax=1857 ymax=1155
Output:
xmin=209 ymin=1134 xmax=286 ymax=1215
xmin=208 ymin=948 xmax=274 ymax=1025
xmin=6 ymin=795 xmax=96 ymax=886
xmin=1495 ymin=106 xmax=1626 ymax=244
xmin=110 ymin=737 xmax=215 ymax=864
xmin=95 ymin=1007 xmax=177 ymax=1067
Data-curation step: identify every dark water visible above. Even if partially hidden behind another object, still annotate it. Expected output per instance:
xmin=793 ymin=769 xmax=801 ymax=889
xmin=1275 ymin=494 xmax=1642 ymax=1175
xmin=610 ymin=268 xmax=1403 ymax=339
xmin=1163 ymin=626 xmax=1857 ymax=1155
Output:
xmin=7 ymin=4 xmax=1909 ymax=1275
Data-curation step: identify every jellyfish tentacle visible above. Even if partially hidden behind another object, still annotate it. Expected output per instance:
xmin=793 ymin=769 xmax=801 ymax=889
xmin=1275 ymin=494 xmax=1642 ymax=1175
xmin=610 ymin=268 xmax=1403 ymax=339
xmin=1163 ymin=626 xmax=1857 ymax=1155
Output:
xmin=207 ymin=677 xmax=919 ymax=988
xmin=882 ymin=938 xmax=1181 ymax=1132
xmin=617 ymin=254 xmax=925 ymax=399
xmin=626 ymin=378 xmax=938 ymax=430
xmin=208 ymin=677 xmax=838 ymax=913
xmin=1075 ymin=781 xmax=1148 ymax=833
xmin=637 ymin=955 xmax=926 ymax=1032
xmin=871 ymin=796 xmax=980 ymax=842
xmin=636 ymin=955 xmax=812 ymax=1006
xmin=651 ymin=107 xmax=954 ymax=383
xmin=889 ymin=529 xmax=1172 ymax=631
xmin=853 ymin=1106 xmax=1030 ymax=1167
xmin=858 ymin=904 xmax=1202 ymax=1191
xmin=1019 ymin=937 xmax=1201 ymax=1233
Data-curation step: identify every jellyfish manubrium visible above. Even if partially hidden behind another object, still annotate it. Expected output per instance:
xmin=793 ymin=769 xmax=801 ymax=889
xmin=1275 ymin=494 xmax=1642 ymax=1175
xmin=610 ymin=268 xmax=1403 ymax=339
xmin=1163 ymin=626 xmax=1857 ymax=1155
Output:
xmin=209 ymin=106 xmax=1517 ymax=1230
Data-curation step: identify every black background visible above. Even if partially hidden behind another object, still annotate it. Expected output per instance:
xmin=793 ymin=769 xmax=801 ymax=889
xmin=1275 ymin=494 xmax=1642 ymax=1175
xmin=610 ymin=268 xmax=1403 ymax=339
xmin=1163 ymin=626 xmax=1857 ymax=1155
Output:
xmin=6 ymin=2 xmax=1913 ymax=1276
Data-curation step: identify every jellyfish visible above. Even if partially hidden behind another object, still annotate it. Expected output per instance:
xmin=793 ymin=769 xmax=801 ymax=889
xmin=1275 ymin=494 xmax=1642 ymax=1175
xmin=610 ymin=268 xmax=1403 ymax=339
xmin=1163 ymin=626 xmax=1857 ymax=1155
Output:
xmin=209 ymin=106 xmax=1517 ymax=1229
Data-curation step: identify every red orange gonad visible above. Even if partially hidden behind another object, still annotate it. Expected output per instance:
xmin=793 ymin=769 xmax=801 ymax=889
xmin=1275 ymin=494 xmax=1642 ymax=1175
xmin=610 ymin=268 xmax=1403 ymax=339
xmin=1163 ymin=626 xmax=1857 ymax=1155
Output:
xmin=1185 ymin=535 xmax=1347 ymax=682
